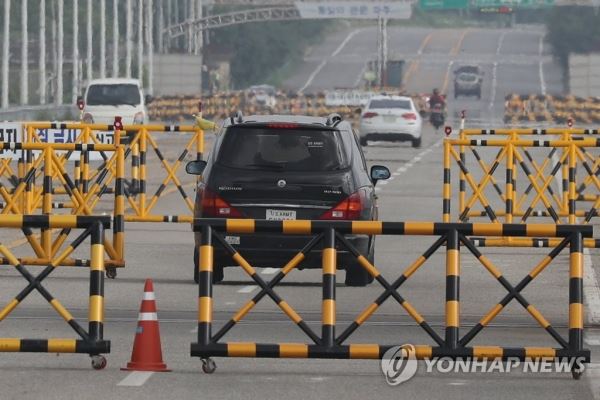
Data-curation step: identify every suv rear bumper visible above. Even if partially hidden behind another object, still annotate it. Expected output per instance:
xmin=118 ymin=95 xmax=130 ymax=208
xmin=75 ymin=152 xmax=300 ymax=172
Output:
xmin=196 ymin=233 xmax=371 ymax=270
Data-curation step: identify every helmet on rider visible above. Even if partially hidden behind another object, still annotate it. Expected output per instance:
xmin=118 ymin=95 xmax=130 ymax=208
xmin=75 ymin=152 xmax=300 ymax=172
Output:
xmin=433 ymin=88 xmax=440 ymax=95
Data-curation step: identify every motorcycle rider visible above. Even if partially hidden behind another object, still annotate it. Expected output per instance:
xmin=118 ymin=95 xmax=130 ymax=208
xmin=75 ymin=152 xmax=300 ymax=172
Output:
xmin=429 ymin=88 xmax=446 ymax=129
xmin=429 ymin=88 xmax=446 ymax=110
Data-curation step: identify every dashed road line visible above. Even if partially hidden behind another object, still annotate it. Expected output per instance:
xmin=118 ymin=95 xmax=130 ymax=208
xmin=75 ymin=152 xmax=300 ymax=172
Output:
xmin=117 ymin=371 xmax=154 ymax=387
xmin=538 ymin=33 xmax=546 ymax=95
xmin=300 ymin=29 xmax=361 ymax=92
xmin=238 ymin=285 xmax=258 ymax=294
xmin=262 ymin=267 xmax=279 ymax=275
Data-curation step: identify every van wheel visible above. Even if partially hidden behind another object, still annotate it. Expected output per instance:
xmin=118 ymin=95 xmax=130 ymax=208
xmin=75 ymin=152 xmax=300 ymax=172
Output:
xmin=345 ymin=243 xmax=375 ymax=287
xmin=412 ymin=137 xmax=422 ymax=148
xmin=194 ymin=247 xmax=225 ymax=284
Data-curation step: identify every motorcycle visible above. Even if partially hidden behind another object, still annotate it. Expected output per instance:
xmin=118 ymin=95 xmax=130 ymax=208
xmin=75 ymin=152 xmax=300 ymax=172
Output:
xmin=430 ymin=103 xmax=445 ymax=130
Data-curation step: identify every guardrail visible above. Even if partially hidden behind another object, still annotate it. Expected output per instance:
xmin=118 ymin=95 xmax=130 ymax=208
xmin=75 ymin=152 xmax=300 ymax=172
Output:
xmin=191 ymin=218 xmax=591 ymax=379
xmin=0 ymin=215 xmax=111 ymax=369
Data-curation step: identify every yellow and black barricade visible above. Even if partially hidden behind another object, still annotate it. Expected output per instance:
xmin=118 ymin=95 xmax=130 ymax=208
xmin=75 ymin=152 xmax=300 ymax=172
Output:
xmin=191 ymin=219 xmax=590 ymax=378
xmin=22 ymin=122 xmax=204 ymax=224
xmin=445 ymin=128 xmax=600 ymax=226
xmin=0 ymin=215 xmax=110 ymax=369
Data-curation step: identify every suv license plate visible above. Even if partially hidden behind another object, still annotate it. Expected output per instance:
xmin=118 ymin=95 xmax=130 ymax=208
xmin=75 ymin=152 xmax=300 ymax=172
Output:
xmin=383 ymin=116 xmax=396 ymax=123
xmin=266 ymin=209 xmax=296 ymax=221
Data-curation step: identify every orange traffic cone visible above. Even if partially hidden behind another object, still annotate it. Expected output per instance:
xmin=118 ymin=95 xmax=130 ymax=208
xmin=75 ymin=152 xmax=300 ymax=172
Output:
xmin=121 ymin=279 xmax=170 ymax=372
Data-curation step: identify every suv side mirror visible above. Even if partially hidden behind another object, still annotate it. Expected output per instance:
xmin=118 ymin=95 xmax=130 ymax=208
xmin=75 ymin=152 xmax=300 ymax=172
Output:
xmin=370 ymin=165 xmax=390 ymax=185
xmin=186 ymin=160 xmax=207 ymax=175
xmin=145 ymin=94 xmax=153 ymax=104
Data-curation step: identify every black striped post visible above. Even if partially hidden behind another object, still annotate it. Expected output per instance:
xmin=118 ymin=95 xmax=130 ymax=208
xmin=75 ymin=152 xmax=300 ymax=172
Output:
xmin=569 ymin=231 xmax=584 ymax=353
xmin=445 ymin=229 xmax=460 ymax=349
xmin=198 ymin=225 xmax=213 ymax=346
xmin=88 ymin=222 xmax=105 ymax=341
xmin=322 ymin=228 xmax=336 ymax=348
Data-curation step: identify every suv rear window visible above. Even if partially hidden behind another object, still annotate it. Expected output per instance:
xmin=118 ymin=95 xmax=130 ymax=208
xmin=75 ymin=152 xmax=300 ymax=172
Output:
xmin=368 ymin=99 xmax=411 ymax=110
xmin=217 ymin=127 xmax=349 ymax=172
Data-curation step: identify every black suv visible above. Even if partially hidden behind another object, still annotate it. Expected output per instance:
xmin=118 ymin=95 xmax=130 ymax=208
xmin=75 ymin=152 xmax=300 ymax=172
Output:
xmin=453 ymin=65 xmax=483 ymax=99
xmin=186 ymin=113 xmax=390 ymax=286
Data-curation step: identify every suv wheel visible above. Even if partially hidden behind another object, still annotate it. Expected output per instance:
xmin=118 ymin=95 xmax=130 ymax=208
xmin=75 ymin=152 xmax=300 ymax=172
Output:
xmin=344 ymin=242 xmax=375 ymax=287
xmin=194 ymin=247 xmax=225 ymax=284
xmin=359 ymin=137 xmax=368 ymax=146
xmin=412 ymin=137 xmax=422 ymax=148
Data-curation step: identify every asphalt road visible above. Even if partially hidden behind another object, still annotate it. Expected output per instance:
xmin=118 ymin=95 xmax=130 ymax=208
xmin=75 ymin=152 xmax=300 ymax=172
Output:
xmin=1 ymin=23 xmax=599 ymax=400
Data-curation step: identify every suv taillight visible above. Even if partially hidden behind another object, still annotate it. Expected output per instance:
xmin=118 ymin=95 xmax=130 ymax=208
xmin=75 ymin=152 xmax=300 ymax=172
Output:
xmin=402 ymin=113 xmax=417 ymax=120
xmin=201 ymin=188 xmax=243 ymax=217
xmin=362 ymin=112 xmax=379 ymax=119
xmin=319 ymin=190 xmax=366 ymax=220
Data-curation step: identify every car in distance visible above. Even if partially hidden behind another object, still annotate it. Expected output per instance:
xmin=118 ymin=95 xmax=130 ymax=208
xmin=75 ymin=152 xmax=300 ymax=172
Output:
xmin=186 ymin=113 xmax=390 ymax=286
xmin=453 ymin=65 xmax=483 ymax=99
xmin=358 ymin=95 xmax=423 ymax=148
xmin=78 ymin=78 xmax=151 ymax=124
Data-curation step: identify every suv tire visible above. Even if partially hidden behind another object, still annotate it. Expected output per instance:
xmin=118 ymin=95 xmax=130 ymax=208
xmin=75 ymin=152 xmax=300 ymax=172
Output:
xmin=359 ymin=137 xmax=368 ymax=146
xmin=412 ymin=137 xmax=422 ymax=148
xmin=344 ymin=242 xmax=375 ymax=287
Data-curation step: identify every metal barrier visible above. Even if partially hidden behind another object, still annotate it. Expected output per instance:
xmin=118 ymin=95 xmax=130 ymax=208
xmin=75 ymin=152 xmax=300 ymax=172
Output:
xmin=191 ymin=218 xmax=590 ymax=378
xmin=0 ymin=142 xmax=125 ymax=272
xmin=22 ymin=122 xmax=204 ymax=223
xmin=0 ymin=215 xmax=110 ymax=369
xmin=444 ymin=129 xmax=600 ymax=227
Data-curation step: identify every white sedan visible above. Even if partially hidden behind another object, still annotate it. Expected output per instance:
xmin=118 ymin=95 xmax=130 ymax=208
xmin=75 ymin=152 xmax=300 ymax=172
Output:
xmin=358 ymin=95 xmax=423 ymax=148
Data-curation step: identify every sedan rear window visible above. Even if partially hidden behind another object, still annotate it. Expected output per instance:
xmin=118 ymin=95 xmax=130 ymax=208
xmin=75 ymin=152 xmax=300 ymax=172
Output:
xmin=368 ymin=99 xmax=412 ymax=110
xmin=217 ymin=127 xmax=349 ymax=171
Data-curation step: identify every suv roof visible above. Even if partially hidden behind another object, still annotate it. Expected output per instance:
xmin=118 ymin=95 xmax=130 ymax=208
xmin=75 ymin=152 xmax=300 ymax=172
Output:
xmin=221 ymin=114 xmax=352 ymax=130
xmin=86 ymin=78 xmax=142 ymax=86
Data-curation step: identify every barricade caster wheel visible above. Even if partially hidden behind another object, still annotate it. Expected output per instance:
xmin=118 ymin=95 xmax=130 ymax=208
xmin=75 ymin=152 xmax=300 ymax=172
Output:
xmin=91 ymin=355 xmax=107 ymax=370
xmin=106 ymin=268 xmax=117 ymax=279
xmin=572 ymin=368 xmax=583 ymax=380
xmin=201 ymin=358 xmax=216 ymax=374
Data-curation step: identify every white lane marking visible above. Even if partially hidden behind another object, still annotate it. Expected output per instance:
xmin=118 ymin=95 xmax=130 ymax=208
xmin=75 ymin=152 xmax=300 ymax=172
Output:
xmin=238 ymin=285 xmax=258 ymax=294
xmin=117 ymin=371 xmax=154 ymax=387
xmin=300 ymin=29 xmax=361 ymax=92
xmin=332 ymin=29 xmax=361 ymax=57
xmin=448 ymin=381 xmax=467 ymax=386
xmin=261 ymin=267 xmax=279 ymax=275
xmin=584 ymin=335 xmax=600 ymax=346
xmin=489 ymin=62 xmax=498 ymax=111
xmin=584 ymin=250 xmax=600 ymax=324
xmin=496 ymin=31 xmax=506 ymax=56
xmin=299 ymin=60 xmax=327 ymax=93
xmin=354 ymin=63 xmax=368 ymax=88
xmin=538 ymin=34 xmax=546 ymax=95
xmin=375 ymin=138 xmax=444 ymax=194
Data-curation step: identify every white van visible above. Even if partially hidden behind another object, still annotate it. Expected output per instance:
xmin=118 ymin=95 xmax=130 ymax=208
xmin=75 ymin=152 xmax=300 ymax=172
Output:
xmin=79 ymin=78 xmax=151 ymax=125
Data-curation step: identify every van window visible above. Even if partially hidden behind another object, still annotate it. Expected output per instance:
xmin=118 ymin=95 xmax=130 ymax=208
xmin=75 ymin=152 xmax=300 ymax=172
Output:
xmin=86 ymin=84 xmax=141 ymax=106
xmin=218 ymin=127 xmax=349 ymax=172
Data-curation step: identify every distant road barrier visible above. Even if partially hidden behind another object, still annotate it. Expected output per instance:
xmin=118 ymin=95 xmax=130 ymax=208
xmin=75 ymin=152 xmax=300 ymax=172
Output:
xmin=191 ymin=218 xmax=590 ymax=378
xmin=0 ymin=215 xmax=110 ymax=369
xmin=444 ymin=128 xmax=600 ymax=223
